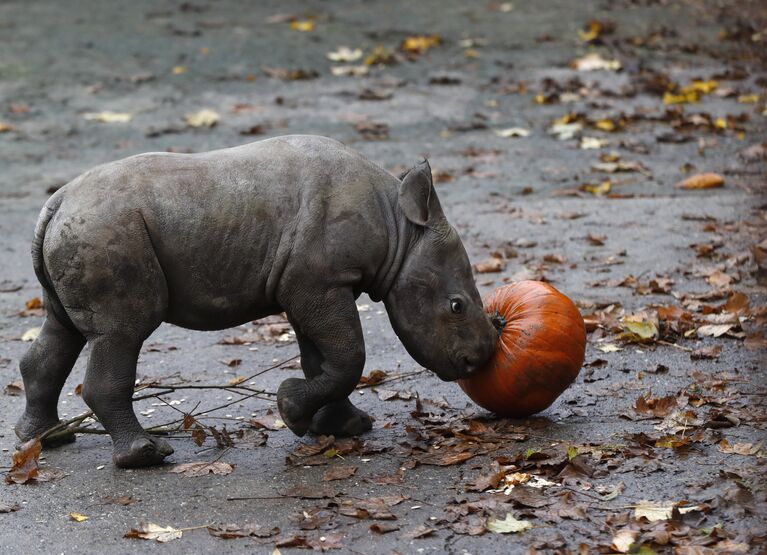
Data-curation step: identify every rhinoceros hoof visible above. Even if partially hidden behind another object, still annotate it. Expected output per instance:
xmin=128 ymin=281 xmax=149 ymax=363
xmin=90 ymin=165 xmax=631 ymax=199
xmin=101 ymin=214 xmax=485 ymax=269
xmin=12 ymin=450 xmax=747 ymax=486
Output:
xmin=277 ymin=378 xmax=313 ymax=437
xmin=113 ymin=435 xmax=174 ymax=468
xmin=15 ymin=414 xmax=76 ymax=448
xmin=310 ymin=400 xmax=373 ymax=437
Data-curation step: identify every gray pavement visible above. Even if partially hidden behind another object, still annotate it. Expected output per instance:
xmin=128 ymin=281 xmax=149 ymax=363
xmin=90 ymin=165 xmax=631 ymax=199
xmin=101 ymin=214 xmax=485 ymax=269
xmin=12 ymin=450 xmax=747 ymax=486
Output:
xmin=0 ymin=1 xmax=765 ymax=553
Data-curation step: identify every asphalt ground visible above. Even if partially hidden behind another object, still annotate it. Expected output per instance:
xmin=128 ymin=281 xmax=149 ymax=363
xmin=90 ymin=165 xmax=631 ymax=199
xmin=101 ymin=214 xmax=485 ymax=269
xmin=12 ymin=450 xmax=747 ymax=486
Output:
xmin=0 ymin=1 xmax=765 ymax=553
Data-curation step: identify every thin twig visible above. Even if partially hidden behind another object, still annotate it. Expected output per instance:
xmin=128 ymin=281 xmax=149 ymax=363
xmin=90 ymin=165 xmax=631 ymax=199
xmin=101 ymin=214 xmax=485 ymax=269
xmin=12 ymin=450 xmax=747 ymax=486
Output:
xmin=657 ymin=340 xmax=693 ymax=352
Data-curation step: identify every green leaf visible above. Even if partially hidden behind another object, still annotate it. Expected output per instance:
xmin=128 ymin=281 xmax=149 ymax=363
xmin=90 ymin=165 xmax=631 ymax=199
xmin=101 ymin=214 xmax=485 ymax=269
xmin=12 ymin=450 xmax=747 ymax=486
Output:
xmin=487 ymin=513 xmax=532 ymax=534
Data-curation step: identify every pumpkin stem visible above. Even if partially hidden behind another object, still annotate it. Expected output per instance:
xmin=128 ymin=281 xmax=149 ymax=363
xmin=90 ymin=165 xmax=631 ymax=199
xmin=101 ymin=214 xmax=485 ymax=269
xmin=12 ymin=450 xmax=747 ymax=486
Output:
xmin=491 ymin=311 xmax=506 ymax=335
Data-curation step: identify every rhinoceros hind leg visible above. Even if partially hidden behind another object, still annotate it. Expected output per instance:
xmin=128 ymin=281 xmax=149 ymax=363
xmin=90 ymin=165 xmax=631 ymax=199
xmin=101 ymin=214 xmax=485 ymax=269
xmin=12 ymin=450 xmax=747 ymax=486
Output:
xmin=15 ymin=310 xmax=85 ymax=447
xmin=309 ymin=399 xmax=373 ymax=437
xmin=82 ymin=334 xmax=173 ymax=468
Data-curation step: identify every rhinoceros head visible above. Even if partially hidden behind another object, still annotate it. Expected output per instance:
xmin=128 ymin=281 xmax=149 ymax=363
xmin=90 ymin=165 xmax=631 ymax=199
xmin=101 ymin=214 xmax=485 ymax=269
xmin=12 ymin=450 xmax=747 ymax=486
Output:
xmin=384 ymin=161 xmax=498 ymax=381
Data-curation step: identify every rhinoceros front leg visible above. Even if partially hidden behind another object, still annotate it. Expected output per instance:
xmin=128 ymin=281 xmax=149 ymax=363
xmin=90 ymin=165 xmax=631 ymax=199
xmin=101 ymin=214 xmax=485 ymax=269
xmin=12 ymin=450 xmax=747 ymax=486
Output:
xmin=293 ymin=327 xmax=373 ymax=437
xmin=278 ymin=287 xmax=366 ymax=437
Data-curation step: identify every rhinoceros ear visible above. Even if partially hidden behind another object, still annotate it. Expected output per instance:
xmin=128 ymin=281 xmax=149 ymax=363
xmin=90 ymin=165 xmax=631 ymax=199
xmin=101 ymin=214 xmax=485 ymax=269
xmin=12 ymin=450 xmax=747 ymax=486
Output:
xmin=398 ymin=160 xmax=443 ymax=227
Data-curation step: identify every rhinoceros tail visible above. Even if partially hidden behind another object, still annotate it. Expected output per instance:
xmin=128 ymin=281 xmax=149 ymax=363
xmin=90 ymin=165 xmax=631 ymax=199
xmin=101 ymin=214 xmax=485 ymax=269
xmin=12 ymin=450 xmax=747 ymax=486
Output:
xmin=31 ymin=192 xmax=79 ymax=333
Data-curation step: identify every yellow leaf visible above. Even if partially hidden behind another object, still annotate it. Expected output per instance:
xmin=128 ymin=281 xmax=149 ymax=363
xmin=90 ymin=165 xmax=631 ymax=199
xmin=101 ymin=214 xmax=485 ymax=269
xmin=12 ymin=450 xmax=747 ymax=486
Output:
xmin=620 ymin=319 xmax=658 ymax=340
xmin=663 ymin=91 xmax=699 ymax=105
xmin=737 ymin=94 xmax=760 ymax=103
xmin=172 ymin=66 xmax=187 ymax=75
xmin=185 ymin=109 xmax=220 ymax=128
xmin=714 ymin=117 xmax=727 ymax=129
xmin=364 ymin=45 xmax=396 ymax=66
xmin=464 ymin=48 xmax=480 ymax=58
xmin=0 ymin=122 xmax=17 ymax=132
xmin=578 ymin=21 xmax=602 ymax=43
xmin=594 ymin=119 xmax=616 ymax=132
xmin=82 ymin=111 xmax=132 ymax=123
xmin=69 ymin=512 xmax=88 ymax=522
xmin=676 ymin=172 xmax=724 ymax=190
xmin=581 ymin=180 xmax=611 ymax=196
xmin=681 ymin=80 xmax=718 ymax=94
xmin=596 ymin=343 xmax=622 ymax=353
xmin=401 ymin=35 xmax=441 ymax=54
xmin=289 ymin=20 xmax=315 ymax=32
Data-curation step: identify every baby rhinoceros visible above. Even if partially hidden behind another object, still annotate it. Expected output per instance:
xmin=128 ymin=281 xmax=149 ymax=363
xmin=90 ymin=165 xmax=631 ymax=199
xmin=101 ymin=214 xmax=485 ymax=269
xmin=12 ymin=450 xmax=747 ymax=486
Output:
xmin=15 ymin=135 xmax=498 ymax=468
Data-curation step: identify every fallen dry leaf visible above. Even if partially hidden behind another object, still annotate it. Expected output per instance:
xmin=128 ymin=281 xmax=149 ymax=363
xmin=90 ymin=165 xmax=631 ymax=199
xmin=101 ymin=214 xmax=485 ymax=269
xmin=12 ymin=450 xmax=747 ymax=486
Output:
xmin=402 ymin=525 xmax=437 ymax=539
xmin=473 ymin=257 xmax=506 ymax=273
xmin=718 ymin=439 xmax=762 ymax=456
xmin=676 ymin=172 xmax=724 ymax=190
xmin=170 ymin=461 xmax=234 ymax=477
xmin=82 ymin=111 xmax=132 ymax=123
xmin=69 ymin=512 xmax=88 ymax=522
xmin=494 ymin=127 xmax=530 ymax=138
xmin=5 ymin=438 xmax=41 ymax=485
xmin=4 ymin=380 xmax=24 ymax=396
xmin=326 ymin=46 xmax=362 ymax=62
xmin=289 ymin=20 xmax=315 ymax=32
xmin=185 ymin=109 xmax=219 ymax=128
xmin=486 ymin=513 xmax=532 ymax=534
xmin=569 ymin=52 xmax=621 ymax=71
xmin=21 ymin=327 xmax=41 ymax=342
xmin=633 ymin=501 xmax=701 ymax=522
xmin=400 ymin=35 xmax=441 ymax=54
xmin=0 ymin=502 xmax=21 ymax=513
xmin=612 ymin=529 xmax=639 ymax=553
xmin=124 ymin=522 xmax=183 ymax=542
xmin=322 ymin=465 xmax=357 ymax=482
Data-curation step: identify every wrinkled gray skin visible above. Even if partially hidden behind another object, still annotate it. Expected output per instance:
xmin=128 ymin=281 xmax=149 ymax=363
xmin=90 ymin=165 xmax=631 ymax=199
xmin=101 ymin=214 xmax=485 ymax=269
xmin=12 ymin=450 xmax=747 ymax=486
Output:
xmin=14 ymin=135 xmax=497 ymax=468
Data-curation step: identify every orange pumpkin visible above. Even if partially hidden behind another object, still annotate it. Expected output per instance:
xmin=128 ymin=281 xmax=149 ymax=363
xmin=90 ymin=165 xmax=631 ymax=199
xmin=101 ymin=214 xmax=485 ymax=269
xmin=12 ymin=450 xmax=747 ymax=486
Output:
xmin=459 ymin=281 xmax=586 ymax=417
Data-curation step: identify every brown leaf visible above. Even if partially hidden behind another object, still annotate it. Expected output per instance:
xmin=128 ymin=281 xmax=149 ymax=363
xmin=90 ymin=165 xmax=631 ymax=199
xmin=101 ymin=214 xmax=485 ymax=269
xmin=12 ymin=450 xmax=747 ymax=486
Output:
xmin=465 ymin=470 xmax=506 ymax=492
xmin=723 ymin=292 xmax=750 ymax=315
xmin=5 ymin=438 xmax=41 ymax=484
xmin=690 ymin=345 xmax=722 ymax=360
xmin=718 ymin=439 xmax=762 ymax=455
xmin=261 ymin=66 xmax=319 ymax=81
xmin=402 ymin=525 xmax=437 ymax=539
xmin=370 ymin=522 xmax=400 ymax=534
xmin=358 ymin=369 xmax=388 ymax=387
xmin=634 ymin=394 xmax=678 ymax=418
xmin=418 ymin=450 xmax=475 ymax=466
xmin=0 ymin=502 xmax=21 ymax=513
xmin=282 ymin=484 xmax=337 ymax=499
xmin=104 ymin=495 xmax=139 ymax=506
xmin=219 ymin=358 xmax=241 ymax=367
xmin=473 ymin=257 xmax=506 ymax=273
xmin=322 ymin=465 xmax=357 ymax=481
xmin=170 ymin=461 xmax=234 ymax=477
xmin=586 ymin=232 xmax=606 ymax=246
xmin=4 ymin=380 xmax=24 ymax=396
xmin=676 ymin=172 xmax=724 ymax=190
xmin=249 ymin=411 xmax=286 ymax=430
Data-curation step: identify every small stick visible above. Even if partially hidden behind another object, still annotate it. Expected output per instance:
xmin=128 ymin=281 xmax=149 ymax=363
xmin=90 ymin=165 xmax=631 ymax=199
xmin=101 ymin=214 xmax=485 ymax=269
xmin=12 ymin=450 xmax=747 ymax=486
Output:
xmin=657 ymin=340 xmax=693 ymax=352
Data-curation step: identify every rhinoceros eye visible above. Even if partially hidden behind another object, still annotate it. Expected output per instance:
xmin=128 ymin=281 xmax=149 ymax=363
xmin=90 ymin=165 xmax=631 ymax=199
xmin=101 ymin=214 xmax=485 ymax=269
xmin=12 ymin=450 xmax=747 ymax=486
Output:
xmin=450 ymin=299 xmax=463 ymax=314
